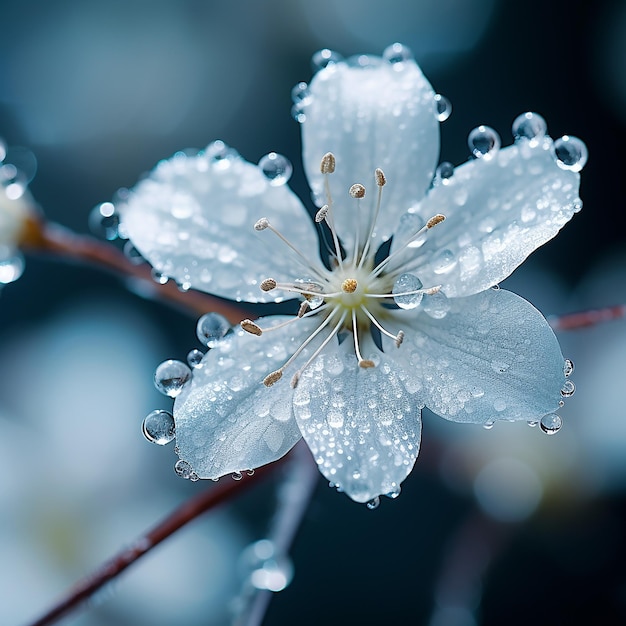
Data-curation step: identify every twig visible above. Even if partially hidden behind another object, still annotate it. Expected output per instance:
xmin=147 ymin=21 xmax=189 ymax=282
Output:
xmin=549 ymin=304 xmax=626 ymax=331
xmin=27 ymin=455 xmax=286 ymax=626
xmin=20 ymin=217 xmax=248 ymax=323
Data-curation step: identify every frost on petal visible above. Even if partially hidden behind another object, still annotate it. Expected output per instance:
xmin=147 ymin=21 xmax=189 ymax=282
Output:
xmin=384 ymin=289 xmax=566 ymax=425
xmin=302 ymin=58 xmax=439 ymax=251
xmin=393 ymin=139 xmax=581 ymax=297
xmin=174 ymin=316 xmax=326 ymax=478
xmin=293 ymin=337 xmax=422 ymax=503
xmin=120 ymin=149 xmax=318 ymax=303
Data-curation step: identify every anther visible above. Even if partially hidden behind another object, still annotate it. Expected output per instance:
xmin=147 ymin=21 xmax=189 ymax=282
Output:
xmin=426 ymin=214 xmax=446 ymax=229
xmin=263 ymin=370 xmax=283 ymax=387
xmin=241 ymin=319 xmax=263 ymax=336
xmin=260 ymin=278 xmax=277 ymax=292
xmin=349 ymin=183 xmax=366 ymax=199
xmin=320 ymin=152 xmax=336 ymax=174
xmin=359 ymin=360 xmax=376 ymax=369
xmin=297 ymin=301 xmax=310 ymax=317
xmin=395 ymin=330 xmax=405 ymax=348
xmin=341 ymin=278 xmax=358 ymax=293
xmin=315 ymin=205 xmax=329 ymax=223
xmin=425 ymin=285 xmax=442 ymax=295
xmin=375 ymin=168 xmax=386 ymax=187
xmin=290 ymin=372 xmax=300 ymax=388
xmin=254 ymin=217 xmax=270 ymax=231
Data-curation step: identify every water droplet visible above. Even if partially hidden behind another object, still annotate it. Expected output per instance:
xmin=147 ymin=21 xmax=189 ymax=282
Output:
xmin=142 ymin=409 xmax=175 ymax=445
xmin=393 ymin=273 xmax=423 ymax=310
xmin=483 ymin=419 xmax=496 ymax=430
xmin=189 ymin=472 xmax=200 ymax=482
xmin=258 ymin=152 xmax=292 ymax=186
xmin=385 ymin=486 xmax=401 ymax=499
xmin=422 ymin=291 xmax=450 ymax=319
xmin=205 ymin=140 xmax=237 ymax=169
xmin=231 ymin=471 xmax=243 ymax=481
xmin=431 ymin=249 xmax=457 ymax=274
xmin=491 ymin=359 xmax=510 ymax=373
xmin=291 ymin=104 xmax=306 ymax=124
xmin=174 ymin=459 xmax=193 ymax=479
xmin=294 ymin=279 xmax=325 ymax=309
xmin=0 ymin=251 xmax=25 ymax=284
xmin=187 ymin=348 xmax=204 ymax=369
xmin=154 ymin=359 xmax=192 ymax=397
xmin=468 ymin=125 xmax=501 ymax=160
xmin=291 ymin=81 xmax=311 ymax=105
xmin=311 ymin=48 xmax=344 ymax=71
xmin=366 ymin=497 xmax=380 ymax=510
xmin=382 ymin=42 xmax=414 ymax=66
xmin=527 ymin=419 xmax=539 ymax=428
xmin=493 ymin=398 xmax=507 ymax=412
xmin=196 ymin=312 xmax=230 ymax=347
xmin=560 ymin=380 xmax=576 ymax=397
xmin=435 ymin=161 xmax=454 ymax=185
xmin=88 ymin=202 xmax=120 ymax=240
xmin=246 ymin=469 xmax=255 ymax=476
xmin=563 ymin=358 xmax=574 ymax=377
xmin=434 ymin=94 xmax=452 ymax=122
xmin=540 ymin=413 xmax=562 ymax=435
xmin=553 ymin=136 xmax=588 ymax=172
xmin=512 ymin=112 xmax=547 ymax=144
xmin=151 ymin=268 xmax=169 ymax=285
xmin=123 ymin=241 xmax=144 ymax=265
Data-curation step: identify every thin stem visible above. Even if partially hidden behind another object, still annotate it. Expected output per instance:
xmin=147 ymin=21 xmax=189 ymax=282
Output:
xmin=27 ymin=455 xmax=287 ymax=626
xmin=20 ymin=217 xmax=248 ymax=323
xmin=549 ymin=304 xmax=626 ymax=331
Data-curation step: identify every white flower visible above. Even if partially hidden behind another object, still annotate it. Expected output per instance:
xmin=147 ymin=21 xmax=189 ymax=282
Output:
xmin=119 ymin=45 xmax=585 ymax=504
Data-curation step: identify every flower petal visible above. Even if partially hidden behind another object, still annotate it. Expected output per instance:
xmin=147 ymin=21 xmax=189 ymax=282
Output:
xmin=383 ymin=289 xmax=566 ymax=425
xmin=120 ymin=148 xmax=319 ymax=303
xmin=174 ymin=315 xmax=324 ymax=478
xmin=391 ymin=139 xmax=581 ymax=297
xmin=302 ymin=57 xmax=439 ymax=251
xmin=292 ymin=337 xmax=422 ymax=503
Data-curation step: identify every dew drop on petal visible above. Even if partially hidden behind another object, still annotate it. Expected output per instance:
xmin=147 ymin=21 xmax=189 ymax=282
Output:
xmin=512 ymin=112 xmax=547 ymax=144
xmin=435 ymin=161 xmax=455 ymax=185
xmin=142 ymin=409 xmax=176 ymax=445
xmin=151 ymin=268 xmax=169 ymax=285
xmin=483 ymin=419 xmax=496 ymax=430
xmin=294 ymin=279 xmax=325 ymax=309
xmin=540 ymin=413 xmax=562 ymax=435
xmin=174 ymin=459 xmax=193 ymax=479
xmin=258 ymin=152 xmax=293 ymax=186
xmin=468 ymin=125 xmax=501 ymax=160
xmin=382 ymin=42 xmax=414 ymax=65
xmin=434 ymin=94 xmax=452 ymax=121
xmin=154 ymin=359 xmax=192 ymax=397
xmin=291 ymin=104 xmax=306 ymax=124
xmin=311 ymin=48 xmax=344 ymax=71
xmin=553 ymin=136 xmax=588 ymax=172
xmin=88 ymin=202 xmax=120 ymax=240
xmin=232 ymin=471 xmax=243 ymax=481
xmin=560 ymin=380 xmax=576 ymax=397
xmin=422 ymin=291 xmax=451 ymax=319
xmin=187 ymin=348 xmax=204 ymax=369
xmin=431 ymin=249 xmax=457 ymax=274
xmin=291 ymin=81 xmax=311 ymax=105
xmin=385 ymin=485 xmax=401 ymax=499
xmin=392 ymin=273 xmax=423 ymax=309
xmin=196 ymin=312 xmax=230 ymax=347
xmin=366 ymin=497 xmax=380 ymax=510
xmin=563 ymin=358 xmax=574 ymax=377
xmin=527 ymin=419 xmax=539 ymax=428
xmin=0 ymin=251 xmax=25 ymax=284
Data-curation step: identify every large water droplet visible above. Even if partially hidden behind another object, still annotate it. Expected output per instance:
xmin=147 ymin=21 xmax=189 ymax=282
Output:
xmin=434 ymin=94 xmax=452 ymax=122
xmin=431 ymin=249 xmax=457 ymax=274
xmin=560 ymin=380 xmax=576 ymax=397
xmin=187 ymin=348 xmax=204 ymax=369
xmin=563 ymin=358 xmax=574 ymax=377
xmin=0 ymin=251 xmax=25 ymax=284
xmin=553 ymin=135 xmax=588 ymax=172
xmin=196 ymin=312 xmax=230 ymax=347
xmin=311 ymin=48 xmax=344 ymax=71
xmin=435 ymin=162 xmax=454 ymax=186
xmin=512 ymin=112 xmax=547 ymax=145
xmin=392 ymin=273 xmax=423 ymax=309
xmin=468 ymin=125 xmax=501 ymax=160
xmin=422 ymin=291 xmax=450 ymax=319
xmin=382 ymin=43 xmax=414 ymax=66
xmin=154 ymin=359 xmax=192 ymax=397
xmin=142 ymin=410 xmax=176 ymax=445
xmin=366 ymin=497 xmax=380 ymax=510
xmin=205 ymin=140 xmax=237 ymax=169
xmin=295 ymin=279 xmax=325 ymax=309
xmin=174 ymin=459 xmax=193 ymax=479
xmin=88 ymin=202 xmax=120 ymax=240
xmin=258 ymin=152 xmax=292 ymax=186
xmin=540 ymin=413 xmax=562 ymax=435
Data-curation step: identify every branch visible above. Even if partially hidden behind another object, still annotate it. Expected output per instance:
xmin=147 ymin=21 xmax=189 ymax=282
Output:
xmin=549 ymin=304 xmax=626 ymax=331
xmin=20 ymin=217 xmax=248 ymax=323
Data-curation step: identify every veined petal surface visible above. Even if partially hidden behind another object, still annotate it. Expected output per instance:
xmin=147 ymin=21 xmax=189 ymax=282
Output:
xmin=383 ymin=289 xmax=566 ymax=425
xmin=302 ymin=57 xmax=439 ymax=250
xmin=392 ymin=139 xmax=581 ymax=297
xmin=293 ymin=337 xmax=422 ymax=503
xmin=174 ymin=316 xmax=323 ymax=478
xmin=121 ymin=149 xmax=319 ymax=303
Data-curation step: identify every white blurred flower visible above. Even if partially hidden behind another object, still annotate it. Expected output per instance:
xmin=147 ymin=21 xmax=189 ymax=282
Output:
xmin=119 ymin=45 xmax=585 ymax=504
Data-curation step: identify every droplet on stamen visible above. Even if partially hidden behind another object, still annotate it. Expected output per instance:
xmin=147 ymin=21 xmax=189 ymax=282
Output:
xmin=260 ymin=278 xmax=277 ymax=292
xmin=241 ymin=319 xmax=263 ymax=336
xmin=349 ymin=183 xmax=366 ymax=199
xmin=320 ymin=152 xmax=336 ymax=174
xmin=264 ymin=370 xmax=283 ymax=387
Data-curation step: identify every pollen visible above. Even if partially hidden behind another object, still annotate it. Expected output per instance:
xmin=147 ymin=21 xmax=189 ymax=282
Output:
xmin=349 ymin=183 xmax=366 ymax=199
xmin=260 ymin=278 xmax=277 ymax=292
xmin=254 ymin=217 xmax=270 ymax=231
xmin=426 ymin=214 xmax=446 ymax=229
xmin=375 ymin=168 xmax=386 ymax=187
xmin=359 ymin=359 xmax=375 ymax=369
xmin=320 ymin=152 xmax=336 ymax=174
xmin=263 ymin=370 xmax=283 ymax=387
xmin=241 ymin=319 xmax=263 ymax=336
xmin=341 ymin=278 xmax=358 ymax=293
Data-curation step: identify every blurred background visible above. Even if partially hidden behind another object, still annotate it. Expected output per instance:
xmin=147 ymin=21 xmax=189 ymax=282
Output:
xmin=1 ymin=0 xmax=626 ymax=624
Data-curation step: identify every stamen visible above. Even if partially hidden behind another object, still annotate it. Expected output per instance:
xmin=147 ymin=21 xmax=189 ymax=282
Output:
xmin=427 ymin=214 xmax=446 ymax=229
xmin=297 ymin=301 xmax=310 ymax=317
xmin=352 ymin=309 xmax=375 ymax=369
xmin=375 ymin=168 xmax=386 ymax=187
xmin=241 ymin=319 xmax=263 ymax=336
xmin=260 ymin=278 xmax=277 ymax=292
xmin=395 ymin=330 xmax=405 ymax=348
xmin=365 ymin=284 xmax=441 ymax=299
xmin=264 ymin=370 xmax=283 ymax=387
xmin=254 ymin=217 xmax=270 ymax=231
xmin=341 ymin=278 xmax=358 ymax=293
xmin=248 ymin=305 xmax=329 ymax=336
xmin=360 ymin=305 xmax=404 ymax=346
xmin=349 ymin=183 xmax=366 ymax=199
xmin=320 ymin=152 xmax=336 ymax=174
xmin=358 ymin=167 xmax=386 ymax=268
xmin=315 ymin=205 xmax=329 ymax=223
